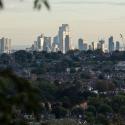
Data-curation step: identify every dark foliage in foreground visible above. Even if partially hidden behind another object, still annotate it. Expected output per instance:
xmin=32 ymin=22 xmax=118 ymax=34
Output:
xmin=0 ymin=68 xmax=125 ymax=124
xmin=0 ymin=69 xmax=41 ymax=124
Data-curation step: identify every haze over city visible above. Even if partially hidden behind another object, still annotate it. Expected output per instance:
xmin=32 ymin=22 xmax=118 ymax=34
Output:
xmin=0 ymin=0 xmax=125 ymax=49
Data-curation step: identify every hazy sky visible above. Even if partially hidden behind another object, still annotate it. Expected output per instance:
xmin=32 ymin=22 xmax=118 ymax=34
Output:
xmin=0 ymin=0 xmax=125 ymax=49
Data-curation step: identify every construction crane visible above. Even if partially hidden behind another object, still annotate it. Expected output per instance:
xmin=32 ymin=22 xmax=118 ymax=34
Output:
xmin=120 ymin=34 xmax=125 ymax=51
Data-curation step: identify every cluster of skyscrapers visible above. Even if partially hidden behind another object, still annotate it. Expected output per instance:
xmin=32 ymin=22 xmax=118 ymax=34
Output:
xmin=28 ymin=24 xmax=71 ymax=54
xmin=0 ymin=37 xmax=11 ymax=54
xmin=32 ymin=34 xmax=52 ymax=52
xmin=78 ymin=36 xmax=121 ymax=52
xmin=29 ymin=24 xmax=121 ymax=54
xmin=0 ymin=24 xmax=123 ymax=54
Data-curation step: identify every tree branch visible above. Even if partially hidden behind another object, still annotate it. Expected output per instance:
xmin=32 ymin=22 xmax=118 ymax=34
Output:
xmin=0 ymin=0 xmax=50 ymax=10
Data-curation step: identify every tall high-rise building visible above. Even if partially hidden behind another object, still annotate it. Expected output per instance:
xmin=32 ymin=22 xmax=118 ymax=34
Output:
xmin=0 ymin=37 xmax=11 ymax=54
xmin=116 ymin=41 xmax=120 ymax=51
xmin=43 ymin=37 xmax=52 ymax=52
xmin=53 ymin=36 xmax=59 ymax=45
xmin=78 ymin=38 xmax=84 ymax=51
xmin=108 ymin=36 xmax=114 ymax=53
xmin=36 ymin=34 xmax=44 ymax=51
xmin=58 ymin=24 xmax=70 ymax=53
xmin=65 ymin=35 xmax=70 ymax=53
xmin=52 ymin=35 xmax=59 ymax=52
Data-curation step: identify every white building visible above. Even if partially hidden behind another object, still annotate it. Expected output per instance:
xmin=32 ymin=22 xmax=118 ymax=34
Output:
xmin=34 ymin=34 xmax=44 ymax=51
xmin=58 ymin=24 xmax=71 ymax=54
xmin=0 ymin=37 xmax=11 ymax=54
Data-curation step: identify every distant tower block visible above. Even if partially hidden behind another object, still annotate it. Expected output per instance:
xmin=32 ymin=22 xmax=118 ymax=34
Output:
xmin=108 ymin=36 xmax=114 ymax=53
xmin=78 ymin=38 xmax=84 ymax=51
xmin=0 ymin=37 xmax=11 ymax=54
xmin=116 ymin=41 xmax=120 ymax=51
xmin=58 ymin=24 xmax=71 ymax=54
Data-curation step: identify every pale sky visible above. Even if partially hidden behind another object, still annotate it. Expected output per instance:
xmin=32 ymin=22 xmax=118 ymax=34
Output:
xmin=0 ymin=0 xmax=125 ymax=49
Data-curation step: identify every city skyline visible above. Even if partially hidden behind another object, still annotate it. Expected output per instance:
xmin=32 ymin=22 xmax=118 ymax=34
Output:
xmin=0 ymin=25 xmax=125 ymax=50
xmin=0 ymin=29 xmax=123 ymax=51
xmin=0 ymin=0 xmax=125 ymax=48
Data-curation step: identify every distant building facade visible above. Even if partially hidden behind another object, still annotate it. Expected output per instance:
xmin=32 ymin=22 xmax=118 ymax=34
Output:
xmin=58 ymin=24 xmax=71 ymax=53
xmin=116 ymin=41 xmax=120 ymax=51
xmin=78 ymin=38 xmax=84 ymax=51
xmin=43 ymin=37 xmax=52 ymax=52
xmin=108 ymin=36 xmax=114 ymax=53
xmin=37 ymin=34 xmax=44 ymax=51
xmin=52 ymin=35 xmax=59 ymax=52
xmin=0 ymin=37 xmax=11 ymax=54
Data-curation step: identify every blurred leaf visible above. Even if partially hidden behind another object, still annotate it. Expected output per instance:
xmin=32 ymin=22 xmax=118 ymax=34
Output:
xmin=43 ymin=0 xmax=50 ymax=10
xmin=0 ymin=0 xmax=50 ymax=10
xmin=34 ymin=0 xmax=50 ymax=10
xmin=0 ymin=0 xmax=3 ymax=9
